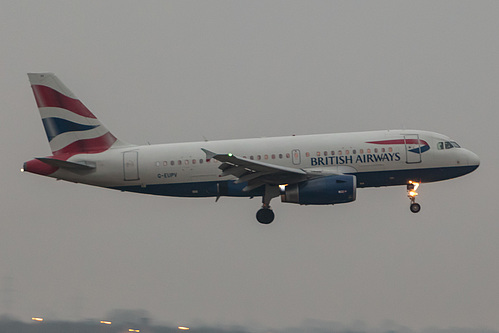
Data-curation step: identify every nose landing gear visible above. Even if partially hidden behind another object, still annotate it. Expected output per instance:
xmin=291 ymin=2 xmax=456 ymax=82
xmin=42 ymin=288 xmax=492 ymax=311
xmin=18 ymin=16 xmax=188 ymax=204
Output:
xmin=407 ymin=181 xmax=421 ymax=213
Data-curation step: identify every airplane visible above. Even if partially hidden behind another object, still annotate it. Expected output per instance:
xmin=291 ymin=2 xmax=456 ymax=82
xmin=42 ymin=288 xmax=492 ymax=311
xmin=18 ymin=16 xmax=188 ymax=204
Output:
xmin=22 ymin=73 xmax=480 ymax=224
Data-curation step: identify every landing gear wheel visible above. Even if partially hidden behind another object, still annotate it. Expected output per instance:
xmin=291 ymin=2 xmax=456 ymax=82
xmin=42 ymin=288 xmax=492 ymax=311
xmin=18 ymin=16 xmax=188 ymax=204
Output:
xmin=256 ymin=208 xmax=275 ymax=224
xmin=410 ymin=203 xmax=421 ymax=213
xmin=407 ymin=181 xmax=421 ymax=214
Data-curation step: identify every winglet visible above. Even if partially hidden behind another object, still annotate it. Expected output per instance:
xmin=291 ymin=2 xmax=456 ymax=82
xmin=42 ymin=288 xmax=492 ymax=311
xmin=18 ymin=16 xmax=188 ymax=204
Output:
xmin=201 ymin=148 xmax=217 ymax=160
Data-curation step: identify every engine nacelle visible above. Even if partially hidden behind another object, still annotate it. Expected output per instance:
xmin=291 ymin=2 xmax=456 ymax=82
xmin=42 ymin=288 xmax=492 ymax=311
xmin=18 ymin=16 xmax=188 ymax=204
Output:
xmin=281 ymin=175 xmax=356 ymax=205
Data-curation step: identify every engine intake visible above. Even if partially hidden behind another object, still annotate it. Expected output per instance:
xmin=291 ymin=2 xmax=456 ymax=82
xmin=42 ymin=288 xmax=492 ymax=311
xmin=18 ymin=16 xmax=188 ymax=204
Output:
xmin=281 ymin=175 xmax=356 ymax=205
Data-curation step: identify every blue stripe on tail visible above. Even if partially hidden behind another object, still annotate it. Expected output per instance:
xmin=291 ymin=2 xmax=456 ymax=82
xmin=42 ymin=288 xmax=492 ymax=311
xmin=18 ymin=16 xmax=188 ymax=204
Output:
xmin=42 ymin=117 xmax=98 ymax=142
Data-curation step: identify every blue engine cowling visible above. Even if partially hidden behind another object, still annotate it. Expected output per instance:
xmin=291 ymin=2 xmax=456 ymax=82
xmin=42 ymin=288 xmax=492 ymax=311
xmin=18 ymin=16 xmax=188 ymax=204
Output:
xmin=281 ymin=175 xmax=356 ymax=205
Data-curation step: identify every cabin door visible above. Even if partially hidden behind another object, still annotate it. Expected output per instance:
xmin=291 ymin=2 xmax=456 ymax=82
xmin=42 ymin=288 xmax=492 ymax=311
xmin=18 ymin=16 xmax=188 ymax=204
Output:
xmin=404 ymin=135 xmax=422 ymax=164
xmin=123 ymin=151 xmax=140 ymax=181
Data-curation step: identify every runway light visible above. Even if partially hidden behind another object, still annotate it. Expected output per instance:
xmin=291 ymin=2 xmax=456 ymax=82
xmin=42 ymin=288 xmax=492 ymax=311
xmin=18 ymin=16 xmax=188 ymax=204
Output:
xmin=31 ymin=317 xmax=43 ymax=322
xmin=100 ymin=321 xmax=112 ymax=325
xmin=178 ymin=327 xmax=190 ymax=330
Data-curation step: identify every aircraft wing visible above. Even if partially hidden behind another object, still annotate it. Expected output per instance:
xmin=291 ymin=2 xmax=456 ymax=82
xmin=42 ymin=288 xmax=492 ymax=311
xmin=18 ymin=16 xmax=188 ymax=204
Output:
xmin=202 ymin=149 xmax=309 ymax=191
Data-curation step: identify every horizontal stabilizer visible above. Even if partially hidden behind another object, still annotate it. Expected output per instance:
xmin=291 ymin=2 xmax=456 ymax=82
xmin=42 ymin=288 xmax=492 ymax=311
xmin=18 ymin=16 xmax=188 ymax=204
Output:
xmin=36 ymin=157 xmax=96 ymax=170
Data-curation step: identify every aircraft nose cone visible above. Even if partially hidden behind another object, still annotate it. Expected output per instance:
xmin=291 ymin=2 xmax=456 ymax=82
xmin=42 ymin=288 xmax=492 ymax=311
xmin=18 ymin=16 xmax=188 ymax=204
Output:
xmin=467 ymin=150 xmax=480 ymax=167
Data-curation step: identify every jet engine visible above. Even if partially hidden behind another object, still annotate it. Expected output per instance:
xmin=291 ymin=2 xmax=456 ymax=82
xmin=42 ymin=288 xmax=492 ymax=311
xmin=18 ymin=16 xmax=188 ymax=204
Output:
xmin=280 ymin=175 xmax=356 ymax=205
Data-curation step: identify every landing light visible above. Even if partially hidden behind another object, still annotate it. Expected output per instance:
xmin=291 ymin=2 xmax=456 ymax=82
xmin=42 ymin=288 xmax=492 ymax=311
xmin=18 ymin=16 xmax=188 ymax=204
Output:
xmin=31 ymin=317 xmax=43 ymax=322
xmin=21 ymin=168 xmax=24 ymax=172
xmin=409 ymin=191 xmax=418 ymax=197
xmin=408 ymin=181 xmax=420 ymax=191
xmin=178 ymin=327 xmax=190 ymax=331
xmin=228 ymin=153 xmax=233 ymax=157
xmin=100 ymin=321 xmax=112 ymax=325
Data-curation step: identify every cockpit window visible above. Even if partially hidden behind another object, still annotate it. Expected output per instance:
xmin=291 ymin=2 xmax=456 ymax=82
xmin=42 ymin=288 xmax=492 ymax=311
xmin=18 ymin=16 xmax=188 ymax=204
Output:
xmin=441 ymin=141 xmax=461 ymax=150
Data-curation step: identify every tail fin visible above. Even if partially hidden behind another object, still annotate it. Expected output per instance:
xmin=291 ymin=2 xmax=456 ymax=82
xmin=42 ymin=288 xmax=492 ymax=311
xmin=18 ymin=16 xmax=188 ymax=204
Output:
xmin=28 ymin=73 xmax=128 ymax=156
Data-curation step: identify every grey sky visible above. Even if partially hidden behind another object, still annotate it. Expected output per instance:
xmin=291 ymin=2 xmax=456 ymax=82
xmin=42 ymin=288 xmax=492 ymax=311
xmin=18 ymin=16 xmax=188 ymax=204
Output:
xmin=1 ymin=1 xmax=498 ymax=330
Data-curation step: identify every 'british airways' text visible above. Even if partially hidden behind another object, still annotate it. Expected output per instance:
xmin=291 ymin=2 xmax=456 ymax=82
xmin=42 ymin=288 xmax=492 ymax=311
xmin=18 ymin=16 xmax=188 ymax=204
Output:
xmin=310 ymin=152 xmax=401 ymax=166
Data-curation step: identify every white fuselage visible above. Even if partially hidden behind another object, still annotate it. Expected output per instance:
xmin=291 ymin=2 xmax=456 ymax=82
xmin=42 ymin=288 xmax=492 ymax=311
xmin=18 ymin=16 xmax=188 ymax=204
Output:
xmin=44 ymin=129 xmax=479 ymax=198
xmin=23 ymin=73 xmax=480 ymax=222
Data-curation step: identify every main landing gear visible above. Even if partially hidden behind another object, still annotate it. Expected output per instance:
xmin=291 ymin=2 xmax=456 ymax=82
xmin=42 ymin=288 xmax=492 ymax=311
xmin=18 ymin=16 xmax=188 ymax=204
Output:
xmin=256 ymin=185 xmax=280 ymax=224
xmin=407 ymin=181 xmax=421 ymax=213
xmin=256 ymin=205 xmax=275 ymax=224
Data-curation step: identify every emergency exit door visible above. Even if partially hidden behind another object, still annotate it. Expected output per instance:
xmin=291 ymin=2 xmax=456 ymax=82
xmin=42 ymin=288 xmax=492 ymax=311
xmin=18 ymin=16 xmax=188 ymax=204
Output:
xmin=292 ymin=149 xmax=301 ymax=165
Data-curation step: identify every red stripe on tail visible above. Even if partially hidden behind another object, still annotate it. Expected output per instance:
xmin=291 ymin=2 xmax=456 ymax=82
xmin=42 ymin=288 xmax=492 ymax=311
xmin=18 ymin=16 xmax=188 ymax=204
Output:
xmin=31 ymin=85 xmax=97 ymax=119
xmin=23 ymin=159 xmax=59 ymax=176
xmin=52 ymin=132 xmax=117 ymax=156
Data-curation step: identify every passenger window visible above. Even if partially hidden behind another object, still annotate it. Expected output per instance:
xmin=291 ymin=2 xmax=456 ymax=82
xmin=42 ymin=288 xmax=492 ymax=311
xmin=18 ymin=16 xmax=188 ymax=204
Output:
xmin=338 ymin=150 xmax=342 ymax=155
xmin=250 ymin=156 xmax=254 ymax=160
xmin=374 ymin=148 xmax=378 ymax=153
xmin=155 ymin=161 xmax=160 ymax=167
xmin=271 ymin=154 xmax=276 ymax=159
xmin=345 ymin=150 xmax=349 ymax=155
xmin=367 ymin=149 xmax=371 ymax=153
xmin=359 ymin=149 xmax=364 ymax=154
xmin=192 ymin=159 xmax=196 ymax=164
xmin=257 ymin=155 xmax=261 ymax=160
xmin=163 ymin=161 xmax=168 ymax=166
xmin=279 ymin=154 xmax=283 ymax=159
xmin=331 ymin=151 xmax=335 ymax=155
xmin=353 ymin=149 xmax=357 ymax=154
xmin=199 ymin=159 xmax=203 ymax=164
xmin=316 ymin=152 xmax=321 ymax=156
xmin=324 ymin=151 xmax=328 ymax=156
xmin=170 ymin=161 xmax=175 ymax=166
xmin=286 ymin=153 xmax=290 ymax=158
xmin=388 ymin=147 xmax=393 ymax=152
xmin=264 ymin=154 xmax=268 ymax=160
xmin=306 ymin=152 xmax=310 ymax=157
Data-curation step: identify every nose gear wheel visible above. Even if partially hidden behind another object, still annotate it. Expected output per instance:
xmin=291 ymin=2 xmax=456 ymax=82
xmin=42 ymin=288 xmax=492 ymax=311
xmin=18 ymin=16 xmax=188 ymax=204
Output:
xmin=407 ymin=181 xmax=421 ymax=213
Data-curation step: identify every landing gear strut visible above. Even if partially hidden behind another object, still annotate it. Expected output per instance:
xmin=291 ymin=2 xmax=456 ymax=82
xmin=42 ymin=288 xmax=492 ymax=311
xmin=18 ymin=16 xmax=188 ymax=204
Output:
xmin=407 ymin=181 xmax=421 ymax=213
xmin=256 ymin=185 xmax=280 ymax=224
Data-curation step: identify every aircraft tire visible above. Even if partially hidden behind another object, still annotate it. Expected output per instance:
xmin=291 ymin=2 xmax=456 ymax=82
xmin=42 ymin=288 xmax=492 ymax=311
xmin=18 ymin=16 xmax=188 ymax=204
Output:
xmin=410 ymin=203 xmax=421 ymax=213
xmin=256 ymin=208 xmax=275 ymax=224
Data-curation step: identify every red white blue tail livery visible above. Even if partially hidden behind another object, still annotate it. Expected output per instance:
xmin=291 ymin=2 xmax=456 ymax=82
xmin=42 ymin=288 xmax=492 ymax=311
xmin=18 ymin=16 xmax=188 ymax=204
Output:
xmin=28 ymin=73 xmax=126 ymax=156
xmin=22 ymin=73 xmax=480 ymax=224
